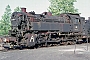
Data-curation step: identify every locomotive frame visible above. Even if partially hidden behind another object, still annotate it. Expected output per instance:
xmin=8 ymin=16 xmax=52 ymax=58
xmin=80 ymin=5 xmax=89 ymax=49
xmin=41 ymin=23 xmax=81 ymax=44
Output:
xmin=2 ymin=8 xmax=88 ymax=49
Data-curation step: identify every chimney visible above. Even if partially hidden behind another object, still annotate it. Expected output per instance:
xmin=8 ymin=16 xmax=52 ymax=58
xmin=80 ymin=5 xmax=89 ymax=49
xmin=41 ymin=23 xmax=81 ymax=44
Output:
xmin=21 ymin=8 xmax=26 ymax=12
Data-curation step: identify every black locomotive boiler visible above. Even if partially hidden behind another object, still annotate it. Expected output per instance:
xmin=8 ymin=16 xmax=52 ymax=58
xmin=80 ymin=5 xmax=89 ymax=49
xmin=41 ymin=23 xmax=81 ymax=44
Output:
xmin=3 ymin=8 xmax=87 ymax=49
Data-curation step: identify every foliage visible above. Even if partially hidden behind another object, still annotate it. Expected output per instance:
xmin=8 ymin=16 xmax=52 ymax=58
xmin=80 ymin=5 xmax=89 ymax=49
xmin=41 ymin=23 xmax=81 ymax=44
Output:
xmin=0 ymin=5 xmax=21 ymax=35
xmin=14 ymin=6 xmax=21 ymax=12
xmin=48 ymin=0 xmax=78 ymax=15
xmin=0 ymin=5 xmax=12 ymax=35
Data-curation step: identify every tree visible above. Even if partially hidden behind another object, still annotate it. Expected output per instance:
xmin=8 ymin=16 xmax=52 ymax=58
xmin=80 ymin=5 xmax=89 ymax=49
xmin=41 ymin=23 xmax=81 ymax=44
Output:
xmin=14 ymin=6 xmax=21 ymax=12
xmin=48 ymin=0 xmax=78 ymax=15
xmin=0 ymin=5 xmax=12 ymax=35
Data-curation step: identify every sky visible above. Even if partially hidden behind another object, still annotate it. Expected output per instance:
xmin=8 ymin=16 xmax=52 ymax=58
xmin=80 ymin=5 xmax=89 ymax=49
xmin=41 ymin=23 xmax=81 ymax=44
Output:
xmin=0 ymin=0 xmax=90 ymax=19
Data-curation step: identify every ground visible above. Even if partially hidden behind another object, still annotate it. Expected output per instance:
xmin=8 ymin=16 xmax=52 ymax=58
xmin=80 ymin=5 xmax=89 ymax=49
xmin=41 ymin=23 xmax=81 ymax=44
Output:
xmin=0 ymin=43 xmax=90 ymax=60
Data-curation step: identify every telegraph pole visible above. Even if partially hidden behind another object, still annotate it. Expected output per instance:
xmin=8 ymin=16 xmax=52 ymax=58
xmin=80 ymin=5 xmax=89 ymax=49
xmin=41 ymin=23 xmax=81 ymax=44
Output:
xmin=87 ymin=35 xmax=88 ymax=51
xmin=74 ymin=37 xmax=77 ymax=54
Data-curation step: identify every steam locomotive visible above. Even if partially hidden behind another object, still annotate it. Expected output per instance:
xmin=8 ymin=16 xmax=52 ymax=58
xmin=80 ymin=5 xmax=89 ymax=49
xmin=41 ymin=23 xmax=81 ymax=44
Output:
xmin=3 ymin=8 xmax=88 ymax=49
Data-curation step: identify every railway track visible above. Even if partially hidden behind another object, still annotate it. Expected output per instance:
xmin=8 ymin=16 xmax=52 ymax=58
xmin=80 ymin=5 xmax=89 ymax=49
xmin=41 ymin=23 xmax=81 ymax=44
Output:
xmin=0 ymin=41 xmax=89 ymax=52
